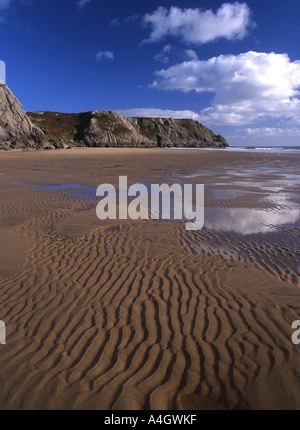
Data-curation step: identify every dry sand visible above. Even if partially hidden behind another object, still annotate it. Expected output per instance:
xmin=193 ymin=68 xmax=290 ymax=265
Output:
xmin=0 ymin=148 xmax=299 ymax=410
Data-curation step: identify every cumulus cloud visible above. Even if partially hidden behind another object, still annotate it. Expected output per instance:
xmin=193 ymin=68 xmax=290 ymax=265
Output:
xmin=143 ymin=2 xmax=252 ymax=44
xmin=151 ymin=51 xmax=300 ymax=125
xmin=77 ymin=0 xmax=91 ymax=10
xmin=243 ymin=127 xmax=300 ymax=137
xmin=96 ymin=51 xmax=114 ymax=62
xmin=119 ymin=108 xmax=201 ymax=121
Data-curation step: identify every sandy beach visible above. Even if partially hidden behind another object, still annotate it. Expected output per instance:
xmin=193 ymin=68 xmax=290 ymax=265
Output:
xmin=0 ymin=148 xmax=299 ymax=410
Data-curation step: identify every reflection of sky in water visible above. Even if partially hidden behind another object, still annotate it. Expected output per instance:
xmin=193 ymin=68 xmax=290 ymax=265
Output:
xmin=205 ymin=207 xmax=300 ymax=235
xmin=205 ymin=188 xmax=253 ymax=200
xmin=221 ymin=169 xmax=300 ymax=189
xmin=30 ymin=178 xmax=300 ymax=235
xmin=176 ymin=166 xmax=300 ymax=198
xmin=229 ymin=177 xmax=300 ymax=190
xmin=32 ymin=184 xmax=97 ymax=200
xmin=174 ymin=171 xmax=219 ymax=179
xmin=205 ymin=188 xmax=300 ymax=234
xmin=73 ymin=205 xmax=95 ymax=213
xmin=103 ymin=227 xmax=119 ymax=233
xmin=262 ymin=192 xmax=300 ymax=208
xmin=177 ymin=166 xmax=300 ymax=235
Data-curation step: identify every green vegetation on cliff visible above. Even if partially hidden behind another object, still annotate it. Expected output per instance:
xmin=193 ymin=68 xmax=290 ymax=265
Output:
xmin=27 ymin=110 xmax=229 ymax=149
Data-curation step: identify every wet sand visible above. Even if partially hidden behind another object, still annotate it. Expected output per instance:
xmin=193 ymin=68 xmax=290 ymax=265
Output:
xmin=0 ymin=148 xmax=299 ymax=410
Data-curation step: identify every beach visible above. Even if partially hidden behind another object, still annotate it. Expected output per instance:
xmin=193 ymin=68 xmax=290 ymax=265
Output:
xmin=0 ymin=147 xmax=299 ymax=410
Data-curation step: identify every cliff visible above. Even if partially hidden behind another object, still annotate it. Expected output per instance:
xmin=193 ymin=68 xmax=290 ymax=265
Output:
xmin=0 ymin=82 xmax=228 ymax=150
xmin=0 ymin=82 xmax=49 ymax=151
xmin=27 ymin=110 xmax=228 ymax=149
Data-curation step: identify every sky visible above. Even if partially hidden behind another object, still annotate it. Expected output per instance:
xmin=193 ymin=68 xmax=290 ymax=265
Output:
xmin=0 ymin=0 xmax=300 ymax=146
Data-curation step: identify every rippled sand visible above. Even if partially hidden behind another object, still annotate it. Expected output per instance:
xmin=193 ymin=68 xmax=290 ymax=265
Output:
xmin=0 ymin=148 xmax=299 ymax=410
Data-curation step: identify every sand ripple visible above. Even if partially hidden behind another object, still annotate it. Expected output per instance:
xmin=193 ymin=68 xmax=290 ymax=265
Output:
xmin=0 ymin=149 xmax=299 ymax=410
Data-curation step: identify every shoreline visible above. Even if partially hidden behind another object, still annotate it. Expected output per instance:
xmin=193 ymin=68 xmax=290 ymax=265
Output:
xmin=1 ymin=145 xmax=299 ymax=156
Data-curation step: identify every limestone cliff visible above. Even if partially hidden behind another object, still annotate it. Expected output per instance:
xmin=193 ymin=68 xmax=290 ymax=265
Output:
xmin=0 ymin=82 xmax=228 ymax=150
xmin=0 ymin=82 xmax=48 ymax=150
xmin=27 ymin=110 xmax=228 ymax=149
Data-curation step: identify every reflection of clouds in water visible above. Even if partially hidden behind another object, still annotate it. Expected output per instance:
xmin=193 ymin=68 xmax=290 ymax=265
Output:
xmin=206 ymin=174 xmax=300 ymax=235
xmin=262 ymin=192 xmax=300 ymax=208
xmin=175 ymin=171 xmax=214 ymax=178
xmin=281 ymin=174 xmax=300 ymax=184
xmin=32 ymin=183 xmax=97 ymax=200
xmin=206 ymin=188 xmax=253 ymax=200
xmin=205 ymin=207 xmax=300 ymax=234
xmin=236 ymin=173 xmax=300 ymax=189
xmin=259 ymin=186 xmax=283 ymax=192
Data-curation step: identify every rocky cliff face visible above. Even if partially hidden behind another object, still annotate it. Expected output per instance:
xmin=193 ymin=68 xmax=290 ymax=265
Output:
xmin=0 ymin=82 xmax=48 ymax=151
xmin=28 ymin=110 xmax=228 ymax=149
xmin=0 ymin=81 xmax=228 ymax=150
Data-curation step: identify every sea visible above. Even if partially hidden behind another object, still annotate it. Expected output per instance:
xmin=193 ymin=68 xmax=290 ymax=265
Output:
xmin=171 ymin=146 xmax=300 ymax=153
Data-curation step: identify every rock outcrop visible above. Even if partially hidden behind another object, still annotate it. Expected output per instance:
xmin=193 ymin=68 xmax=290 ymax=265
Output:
xmin=28 ymin=110 xmax=228 ymax=149
xmin=0 ymin=82 xmax=49 ymax=151
xmin=0 ymin=81 xmax=228 ymax=150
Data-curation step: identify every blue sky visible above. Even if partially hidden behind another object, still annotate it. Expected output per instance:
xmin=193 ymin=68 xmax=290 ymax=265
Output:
xmin=1 ymin=0 xmax=300 ymax=146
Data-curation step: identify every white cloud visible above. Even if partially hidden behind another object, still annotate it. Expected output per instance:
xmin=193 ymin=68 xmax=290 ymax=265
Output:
xmin=0 ymin=0 xmax=13 ymax=24
xmin=151 ymin=51 xmax=300 ymax=125
xmin=143 ymin=2 xmax=252 ymax=44
xmin=154 ymin=45 xmax=172 ymax=64
xmin=226 ymin=126 xmax=300 ymax=146
xmin=119 ymin=108 xmax=201 ymax=121
xmin=111 ymin=14 xmax=140 ymax=27
xmin=78 ymin=0 xmax=91 ymax=10
xmin=96 ymin=51 xmax=114 ymax=62
xmin=243 ymin=127 xmax=300 ymax=137
xmin=185 ymin=49 xmax=198 ymax=61
xmin=0 ymin=0 xmax=11 ymax=10
xmin=154 ymin=46 xmax=199 ymax=65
